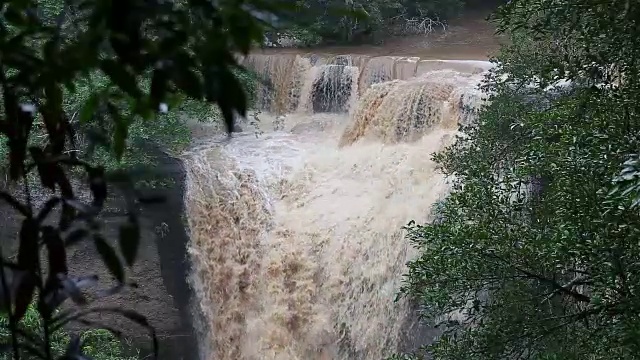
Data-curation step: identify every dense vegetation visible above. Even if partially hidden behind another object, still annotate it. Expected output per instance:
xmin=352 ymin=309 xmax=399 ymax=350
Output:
xmin=0 ymin=306 xmax=136 ymax=360
xmin=0 ymin=48 xmax=258 ymax=178
xmin=265 ymin=0 xmax=496 ymax=46
xmin=398 ymin=0 xmax=640 ymax=359
xmin=0 ymin=0 xmax=272 ymax=358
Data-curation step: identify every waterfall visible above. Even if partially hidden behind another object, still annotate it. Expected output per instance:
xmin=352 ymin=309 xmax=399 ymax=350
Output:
xmin=182 ymin=53 xmax=492 ymax=360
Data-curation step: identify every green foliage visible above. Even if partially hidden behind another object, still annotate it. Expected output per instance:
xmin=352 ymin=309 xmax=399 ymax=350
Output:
xmin=0 ymin=305 xmax=68 ymax=359
xmin=398 ymin=0 xmax=640 ymax=359
xmin=79 ymin=329 xmax=137 ymax=360
xmin=282 ymin=25 xmax=323 ymax=47
xmin=0 ymin=305 xmax=136 ymax=360
xmin=609 ymin=156 xmax=640 ymax=209
xmin=0 ymin=0 xmax=281 ymax=358
xmin=386 ymin=354 xmax=420 ymax=360
xmin=269 ymin=0 xmax=466 ymax=45
xmin=0 ymin=53 xmax=259 ymax=181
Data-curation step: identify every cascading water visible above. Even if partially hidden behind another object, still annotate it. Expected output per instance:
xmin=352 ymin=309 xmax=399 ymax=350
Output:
xmin=182 ymin=53 xmax=492 ymax=360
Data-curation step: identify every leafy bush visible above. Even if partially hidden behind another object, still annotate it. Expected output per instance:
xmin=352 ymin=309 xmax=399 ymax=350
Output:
xmin=0 ymin=53 xmax=259 ymax=181
xmin=272 ymin=0 xmax=466 ymax=45
xmin=0 ymin=0 xmax=281 ymax=359
xmin=0 ymin=305 xmax=137 ymax=360
xmin=396 ymin=0 xmax=640 ymax=359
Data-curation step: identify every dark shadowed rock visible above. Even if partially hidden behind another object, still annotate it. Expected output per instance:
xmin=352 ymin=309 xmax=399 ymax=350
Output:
xmin=311 ymin=65 xmax=354 ymax=113
xmin=0 ymin=145 xmax=199 ymax=360
xmin=398 ymin=302 xmax=442 ymax=359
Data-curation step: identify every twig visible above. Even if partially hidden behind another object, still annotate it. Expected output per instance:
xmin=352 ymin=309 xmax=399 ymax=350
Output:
xmin=484 ymin=252 xmax=592 ymax=303
xmin=0 ymin=252 xmax=21 ymax=360
xmin=540 ymin=274 xmax=592 ymax=304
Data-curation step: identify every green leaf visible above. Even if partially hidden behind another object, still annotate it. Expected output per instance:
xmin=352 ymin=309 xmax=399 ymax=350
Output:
xmin=149 ymin=67 xmax=169 ymax=111
xmin=93 ymin=235 xmax=124 ymax=283
xmin=53 ymin=306 xmax=159 ymax=358
xmin=18 ymin=219 xmax=39 ymax=271
xmin=173 ymin=66 xmax=204 ymax=100
xmin=79 ymin=92 xmax=101 ymax=124
xmin=13 ymin=273 xmax=36 ymax=322
xmin=107 ymin=103 xmax=129 ymax=160
xmin=4 ymin=6 xmax=28 ymax=27
xmin=100 ymin=59 xmax=142 ymax=99
xmin=119 ymin=216 xmax=140 ymax=267
xmin=113 ymin=121 xmax=128 ymax=160
xmin=43 ymin=226 xmax=68 ymax=277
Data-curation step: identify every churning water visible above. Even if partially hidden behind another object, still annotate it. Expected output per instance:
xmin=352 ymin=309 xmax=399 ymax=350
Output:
xmin=182 ymin=54 xmax=491 ymax=360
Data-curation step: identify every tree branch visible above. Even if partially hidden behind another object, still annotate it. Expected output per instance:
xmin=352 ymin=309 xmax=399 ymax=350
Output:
xmin=484 ymin=252 xmax=592 ymax=303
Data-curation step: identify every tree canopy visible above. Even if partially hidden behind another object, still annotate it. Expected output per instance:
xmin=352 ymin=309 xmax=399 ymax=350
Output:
xmin=0 ymin=0 xmax=283 ymax=358
xmin=398 ymin=0 xmax=640 ymax=359
xmin=266 ymin=0 xmax=474 ymax=45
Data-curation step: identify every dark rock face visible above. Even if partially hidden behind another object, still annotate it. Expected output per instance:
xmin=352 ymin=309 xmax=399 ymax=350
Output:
xmin=307 ymin=54 xmax=322 ymax=66
xmin=327 ymin=55 xmax=353 ymax=66
xmin=140 ymin=145 xmax=200 ymax=360
xmin=0 ymin=147 xmax=199 ymax=360
xmin=398 ymin=302 xmax=442 ymax=359
xmin=311 ymin=65 xmax=354 ymax=113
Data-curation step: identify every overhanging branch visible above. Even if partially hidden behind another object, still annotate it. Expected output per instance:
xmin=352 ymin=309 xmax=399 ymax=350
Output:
xmin=484 ymin=252 xmax=592 ymax=303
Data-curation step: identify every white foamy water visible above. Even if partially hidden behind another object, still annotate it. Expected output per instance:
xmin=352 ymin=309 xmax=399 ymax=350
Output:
xmin=182 ymin=55 xmax=488 ymax=360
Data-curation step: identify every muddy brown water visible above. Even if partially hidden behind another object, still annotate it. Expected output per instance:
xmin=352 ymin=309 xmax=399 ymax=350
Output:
xmin=0 ymin=10 xmax=503 ymax=360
